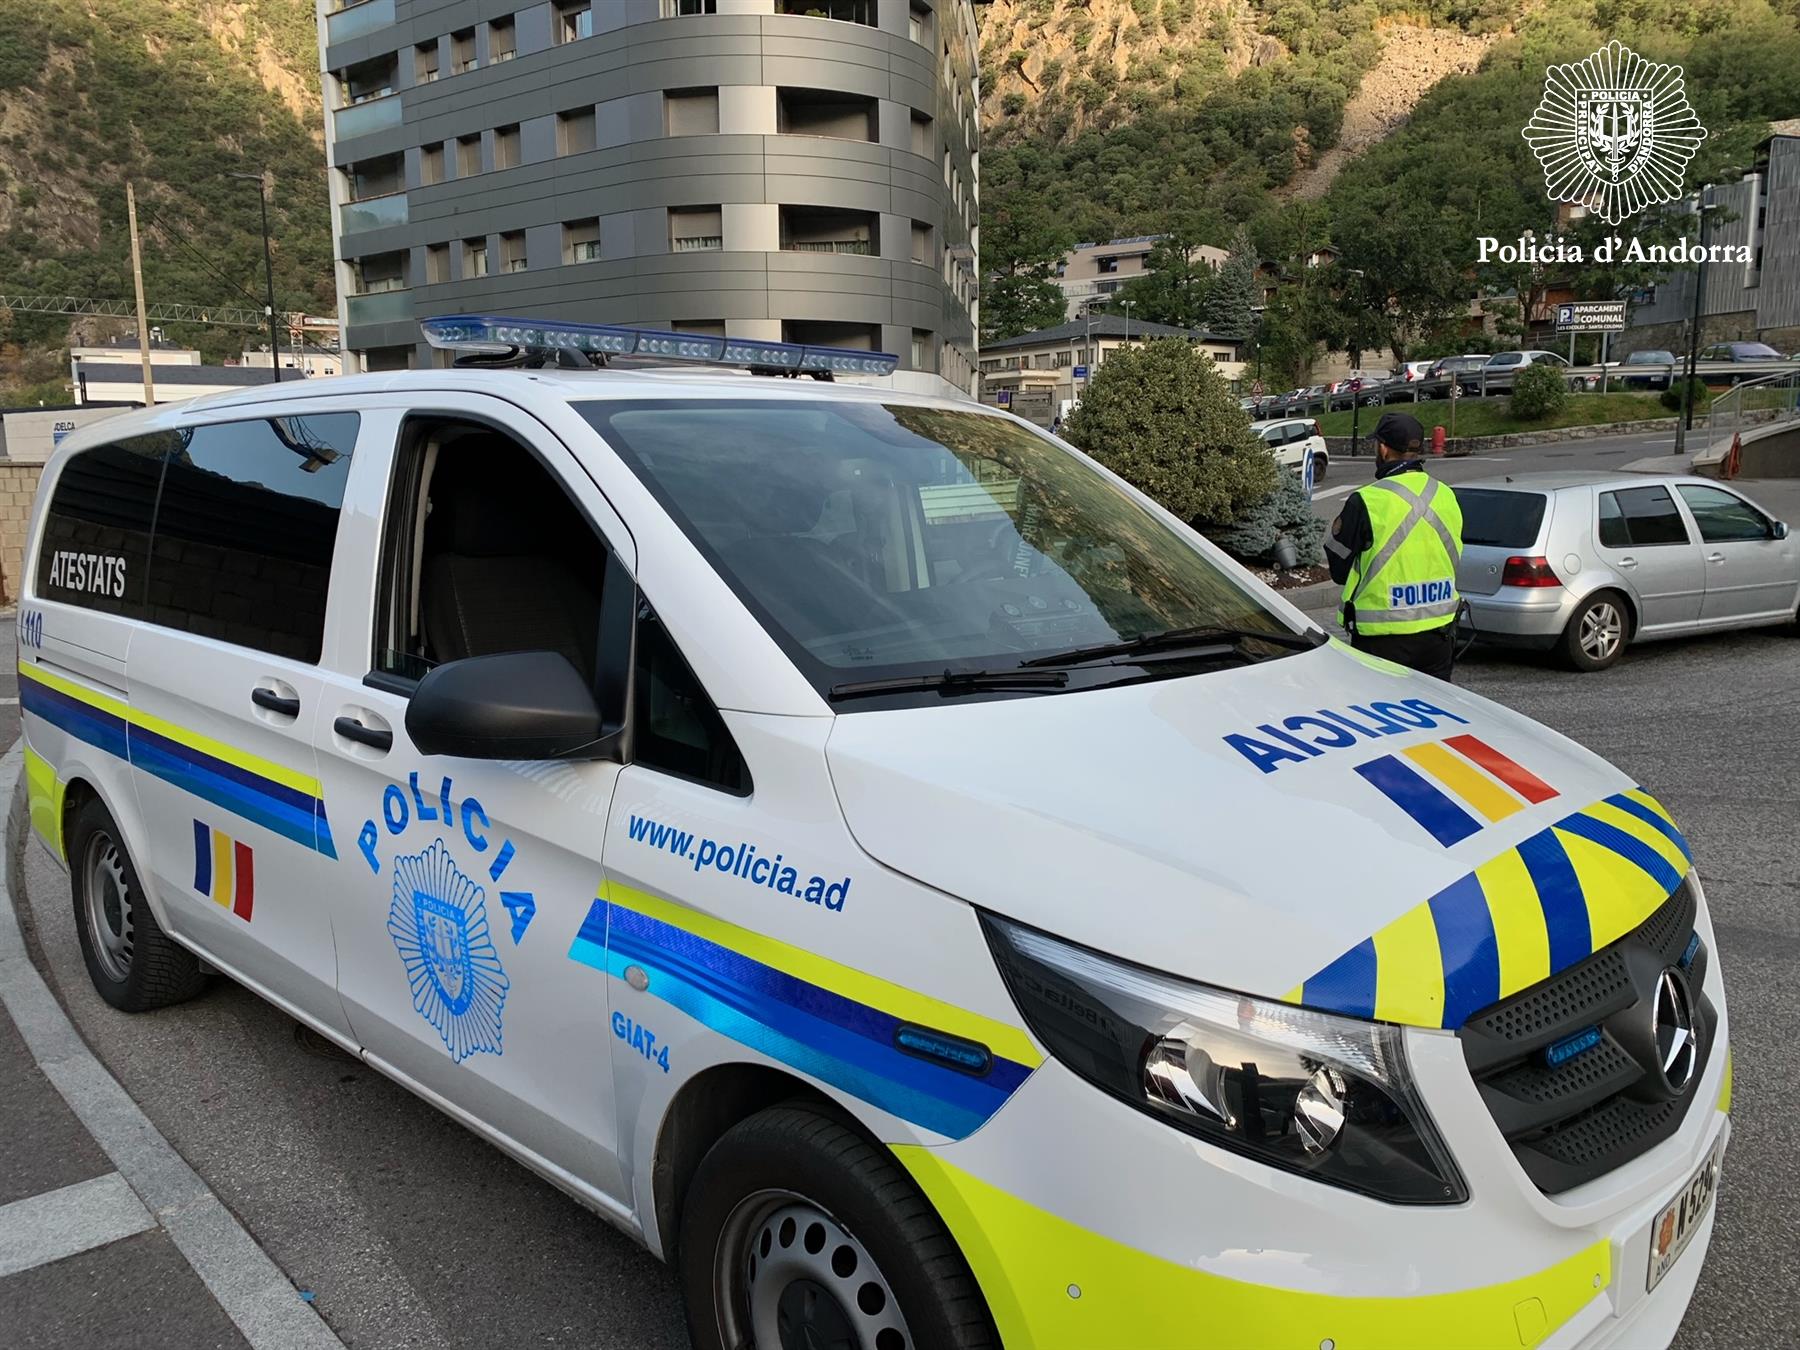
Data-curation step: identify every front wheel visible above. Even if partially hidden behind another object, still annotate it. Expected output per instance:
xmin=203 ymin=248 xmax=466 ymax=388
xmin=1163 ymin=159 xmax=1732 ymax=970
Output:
xmin=1560 ymin=591 xmax=1630 ymax=671
xmin=680 ymin=1104 xmax=996 ymax=1350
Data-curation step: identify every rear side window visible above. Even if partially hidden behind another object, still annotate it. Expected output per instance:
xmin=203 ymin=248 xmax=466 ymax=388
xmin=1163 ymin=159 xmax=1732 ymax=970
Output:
xmin=1600 ymin=486 xmax=1690 ymax=547
xmin=35 ymin=414 xmax=358 ymax=663
xmin=1457 ymin=490 xmax=1547 ymax=548
xmin=37 ymin=434 xmax=181 ymax=618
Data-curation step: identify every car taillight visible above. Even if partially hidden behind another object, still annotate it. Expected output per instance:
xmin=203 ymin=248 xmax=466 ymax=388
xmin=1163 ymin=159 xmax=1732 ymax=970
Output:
xmin=1501 ymin=555 xmax=1561 ymax=587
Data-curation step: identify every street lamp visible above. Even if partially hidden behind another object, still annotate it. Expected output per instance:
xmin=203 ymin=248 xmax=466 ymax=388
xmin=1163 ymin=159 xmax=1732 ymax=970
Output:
xmin=1121 ymin=299 xmax=1136 ymax=346
xmin=1343 ymin=268 xmax=1367 ymax=457
xmin=227 ymin=171 xmax=282 ymax=382
xmin=1673 ymin=185 xmax=1720 ymax=457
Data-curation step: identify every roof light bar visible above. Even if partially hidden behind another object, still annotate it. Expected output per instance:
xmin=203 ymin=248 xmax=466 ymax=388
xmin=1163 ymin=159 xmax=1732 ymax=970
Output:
xmin=420 ymin=315 xmax=898 ymax=377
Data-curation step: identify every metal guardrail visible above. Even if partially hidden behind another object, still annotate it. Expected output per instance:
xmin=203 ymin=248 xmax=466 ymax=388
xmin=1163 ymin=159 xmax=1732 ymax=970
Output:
xmin=1701 ymin=370 xmax=1800 ymax=443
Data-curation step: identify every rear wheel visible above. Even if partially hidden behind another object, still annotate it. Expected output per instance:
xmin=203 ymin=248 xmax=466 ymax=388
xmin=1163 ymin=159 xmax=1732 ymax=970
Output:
xmin=1560 ymin=591 xmax=1630 ymax=672
xmin=69 ymin=797 xmax=206 ymax=1011
xmin=679 ymin=1104 xmax=996 ymax=1350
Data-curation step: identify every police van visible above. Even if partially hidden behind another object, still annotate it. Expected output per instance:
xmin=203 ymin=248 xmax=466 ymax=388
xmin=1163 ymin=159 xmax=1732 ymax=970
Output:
xmin=19 ymin=317 xmax=1729 ymax=1349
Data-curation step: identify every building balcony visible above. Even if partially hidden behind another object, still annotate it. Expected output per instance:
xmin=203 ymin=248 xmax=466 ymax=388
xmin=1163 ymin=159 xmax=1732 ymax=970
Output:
xmin=327 ymin=0 xmax=395 ymax=46
xmin=785 ymin=240 xmax=873 ymax=255
xmin=340 ymin=191 xmax=408 ymax=235
xmin=346 ymin=288 xmax=412 ymax=327
xmin=334 ymin=93 xmax=401 ymax=141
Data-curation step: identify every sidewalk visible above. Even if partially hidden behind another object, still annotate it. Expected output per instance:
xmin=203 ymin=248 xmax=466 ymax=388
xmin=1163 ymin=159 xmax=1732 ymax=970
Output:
xmin=0 ymin=743 xmax=344 ymax=1350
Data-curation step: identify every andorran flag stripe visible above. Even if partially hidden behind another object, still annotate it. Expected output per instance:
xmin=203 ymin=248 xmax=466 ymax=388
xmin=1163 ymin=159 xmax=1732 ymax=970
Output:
xmin=193 ymin=820 xmax=254 ymax=922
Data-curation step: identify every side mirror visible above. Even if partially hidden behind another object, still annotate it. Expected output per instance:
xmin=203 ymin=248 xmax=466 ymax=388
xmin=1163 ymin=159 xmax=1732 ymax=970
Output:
xmin=407 ymin=651 xmax=612 ymax=760
xmin=1773 ymin=520 xmax=1789 ymax=541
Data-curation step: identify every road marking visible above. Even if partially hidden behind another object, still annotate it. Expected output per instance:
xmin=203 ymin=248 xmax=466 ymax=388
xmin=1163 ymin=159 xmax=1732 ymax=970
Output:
xmin=0 ymin=699 xmax=16 ymax=707
xmin=1314 ymin=483 xmax=1360 ymax=500
xmin=0 ymin=1172 xmax=155 ymax=1278
xmin=0 ymin=745 xmax=346 ymax=1349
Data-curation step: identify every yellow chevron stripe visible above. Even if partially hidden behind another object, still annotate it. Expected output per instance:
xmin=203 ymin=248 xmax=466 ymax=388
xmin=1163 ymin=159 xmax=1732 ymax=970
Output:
xmin=1623 ymin=787 xmax=1679 ymax=829
xmin=21 ymin=662 xmax=323 ymax=798
xmin=604 ymin=882 xmax=1044 ymax=1069
xmin=1553 ymin=824 xmax=1667 ymax=952
xmin=1403 ymin=741 xmax=1522 ymax=824
xmin=1475 ymin=847 xmax=1551 ymax=1000
xmin=1584 ymin=798 xmax=1689 ymax=876
xmin=211 ymin=829 xmax=233 ymax=909
xmin=1372 ymin=904 xmax=1444 ymax=1026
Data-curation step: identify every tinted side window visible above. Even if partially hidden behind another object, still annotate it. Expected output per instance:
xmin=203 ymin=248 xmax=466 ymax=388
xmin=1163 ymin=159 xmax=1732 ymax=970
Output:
xmin=634 ymin=603 xmax=749 ymax=795
xmin=1612 ymin=485 xmax=1689 ymax=547
xmin=1597 ymin=492 xmax=1631 ymax=548
xmin=148 ymin=414 xmax=358 ymax=662
xmin=1677 ymin=484 xmax=1770 ymax=542
xmin=36 ymin=434 xmax=181 ymax=618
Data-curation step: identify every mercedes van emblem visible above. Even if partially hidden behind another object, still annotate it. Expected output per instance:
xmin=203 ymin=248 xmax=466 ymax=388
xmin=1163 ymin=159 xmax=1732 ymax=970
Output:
xmin=1654 ymin=968 xmax=1698 ymax=1093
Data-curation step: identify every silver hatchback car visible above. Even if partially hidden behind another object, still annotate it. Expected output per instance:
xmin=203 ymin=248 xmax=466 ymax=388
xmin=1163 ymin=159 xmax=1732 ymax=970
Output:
xmin=1456 ymin=473 xmax=1800 ymax=670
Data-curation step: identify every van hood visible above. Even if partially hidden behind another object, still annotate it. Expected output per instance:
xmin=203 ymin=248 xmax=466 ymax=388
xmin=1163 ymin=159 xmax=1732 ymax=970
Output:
xmin=824 ymin=641 xmax=1692 ymax=1030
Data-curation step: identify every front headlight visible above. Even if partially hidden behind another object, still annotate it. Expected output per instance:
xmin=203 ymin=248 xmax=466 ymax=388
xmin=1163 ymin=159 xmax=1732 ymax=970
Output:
xmin=983 ymin=915 xmax=1467 ymax=1205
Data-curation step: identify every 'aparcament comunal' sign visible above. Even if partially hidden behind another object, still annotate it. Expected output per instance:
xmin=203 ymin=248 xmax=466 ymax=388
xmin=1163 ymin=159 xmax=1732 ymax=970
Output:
xmin=1522 ymin=39 xmax=1707 ymax=226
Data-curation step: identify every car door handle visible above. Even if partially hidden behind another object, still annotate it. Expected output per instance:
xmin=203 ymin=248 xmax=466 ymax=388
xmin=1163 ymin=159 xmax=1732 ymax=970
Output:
xmin=334 ymin=716 xmax=393 ymax=752
xmin=251 ymin=687 xmax=301 ymax=718
xmin=1618 ymin=557 xmax=1637 ymax=569
xmin=1706 ymin=552 xmax=1726 ymax=564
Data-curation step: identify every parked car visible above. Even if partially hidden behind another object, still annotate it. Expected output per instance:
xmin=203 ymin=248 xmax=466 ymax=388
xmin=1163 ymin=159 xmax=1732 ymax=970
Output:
xmin=1473 ymin=349 xmax=1572 ymax=396
xmin=1700 ymin=341 xmax=1782 ymax=362
xmin=1425 ymin=354 xmax=1491 ymax=396
xmin=1324 ymin=370 xmax=1391 ymax=410
xmin=1456 ymin=473 xmax=1799 ymax=670
xmin=1250 ymin=417 xmax=1329 ymax=482
xmin=1619 ymin=349 xmax=1678 ymax=389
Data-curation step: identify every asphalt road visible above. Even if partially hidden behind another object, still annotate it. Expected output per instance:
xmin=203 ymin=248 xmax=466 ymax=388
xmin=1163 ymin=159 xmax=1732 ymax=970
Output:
xmin=4 ymin=443 xmax=1799 ymax=1347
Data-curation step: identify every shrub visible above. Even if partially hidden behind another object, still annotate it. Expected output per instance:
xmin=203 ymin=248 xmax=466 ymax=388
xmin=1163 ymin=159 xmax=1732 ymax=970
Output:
xmin=1063 ymin=338 xmax=1277 ymax=525
xmin=1660 ymin=377 xmax=1711 ymax=413
xmin=1510 ymin=361 xmax=1569 ymax=420
xmin=1199 ymin=468 xmax=1326 ymax=566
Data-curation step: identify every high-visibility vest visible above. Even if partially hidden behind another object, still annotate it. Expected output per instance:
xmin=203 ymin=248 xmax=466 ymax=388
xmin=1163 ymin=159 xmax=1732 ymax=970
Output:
xmin=1337 ymin=471 xmax=1463 ymax=636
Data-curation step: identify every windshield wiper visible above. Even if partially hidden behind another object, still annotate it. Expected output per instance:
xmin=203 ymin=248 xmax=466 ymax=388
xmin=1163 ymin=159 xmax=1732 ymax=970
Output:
xmin=1018 ymin=623 xmax=1324 ymax=669
xmin=829 ymin=667 xmax=1070 ymax=702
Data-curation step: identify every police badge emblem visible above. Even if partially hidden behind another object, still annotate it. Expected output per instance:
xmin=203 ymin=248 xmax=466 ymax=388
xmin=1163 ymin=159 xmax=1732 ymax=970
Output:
xmin=1522 ymin=39 xmax=1706 ymax=226
xmin=387 ymin=839 xmax=510 ymax=1062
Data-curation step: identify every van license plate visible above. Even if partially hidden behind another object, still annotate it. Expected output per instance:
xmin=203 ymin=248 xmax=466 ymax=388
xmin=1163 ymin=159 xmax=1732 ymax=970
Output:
xmin=1647 ymin=1137 xmax=1722 ymax=1292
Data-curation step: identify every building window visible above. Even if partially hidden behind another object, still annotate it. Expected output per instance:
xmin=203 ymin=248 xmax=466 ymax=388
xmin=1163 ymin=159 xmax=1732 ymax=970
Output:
xmin=464 ymin=237 xmax=489 ymax=278
xmin=489 ymin=17 xmax=516 ymax=62
xmin=565 ymin=219 xmax=602 ymax=263
xmin=1097 ymin=255 xmax=1119 ymax=274
xmin=910 ymin=220 xmax=933 ymax=265
xmin=420 ymin=142 xmax=445 ymax=186
xmin=556 ymin=1 xmax=593 ymax=44
xmin=672 ymin=319 xmax=727 ymax=336
xmin=909 ymin=1 xmax=932 ymax=46
xmin=942 ymin=147 xmax=951 ymax=186
xmin=348 ymin=153 xmax=403 ymax=199
xmin=342 ymin=55 xmax=395 ymax=105
xmin=456 ymin=134 xmax=482 ymax=177
xmin=558 ymin=107 xmax=597 ymax=155
xmin=775 ymin=0 xmax=877 ymax=24
xmin=414 ymin=42 xmax=439 ymax=84
xmin=782 ymin=319 xmax=878 ymax=349
xmin=1054 ymin=350 xmax=1072 ymax=368
xmin=912 ymin=329 xmax=936 ymax=371
xmin=500 ymin=232 xmax=527 ymax=274
xmin=495 ymin=124 xmax=521 ymax=170
xmin=911 ymin=111 xmax=932 ymax=158
xmin=780 ymin=205 xmax=877 ymax=256
xmin=777 ymin=88 xmax=877 ymax=141
xmin=665 ymin=0 xmax=717 ymax=14
xmin=425 ymin=243 xmax=450 ymax=284
xmin=665 ymin=88 xmax=720 ymax=136
xmin=357 ymin=252 xmax=406 ymax=294
xmin=670 ymin=207 xmax=723 ymax=251
xmin=451 ymin=29 xmax=476 ymax=75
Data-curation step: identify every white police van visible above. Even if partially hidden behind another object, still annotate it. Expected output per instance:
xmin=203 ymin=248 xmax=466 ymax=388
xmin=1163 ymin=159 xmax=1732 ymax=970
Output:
xmin=19 ymin=317 xmax=1729 ymax=1349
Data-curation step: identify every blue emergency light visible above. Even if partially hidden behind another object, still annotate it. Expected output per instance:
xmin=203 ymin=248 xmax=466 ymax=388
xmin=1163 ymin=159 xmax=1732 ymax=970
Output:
xmin=420 ymin=314 xmax=899 ymax=377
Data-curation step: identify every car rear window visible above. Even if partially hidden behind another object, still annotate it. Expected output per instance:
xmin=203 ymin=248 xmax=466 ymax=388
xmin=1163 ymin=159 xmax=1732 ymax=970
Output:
xmin=1458 ymin=489 xmax=1547 ymax=547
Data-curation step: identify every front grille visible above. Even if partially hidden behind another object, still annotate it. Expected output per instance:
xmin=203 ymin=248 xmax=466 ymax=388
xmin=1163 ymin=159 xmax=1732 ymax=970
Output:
xmin=1459 ymin=876 xmax=1713 ymax=1194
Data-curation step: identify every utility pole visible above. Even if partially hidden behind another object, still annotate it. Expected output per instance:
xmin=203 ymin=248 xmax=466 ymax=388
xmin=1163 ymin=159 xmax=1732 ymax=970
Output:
xmin=1674 ymin=186 xmax=1717 ymax=458
xmin=125 ymin=182 xmax=156 ymax=406
xmin=228 ymin=171 xmax=282 ymax=380
xmin=1121 ymin=299 xmax=1135 ymax=346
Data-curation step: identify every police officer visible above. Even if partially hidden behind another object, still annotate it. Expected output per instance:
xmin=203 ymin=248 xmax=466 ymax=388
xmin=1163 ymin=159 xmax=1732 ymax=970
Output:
xmin=1326 ymin=411 xmax=1464 ymax=681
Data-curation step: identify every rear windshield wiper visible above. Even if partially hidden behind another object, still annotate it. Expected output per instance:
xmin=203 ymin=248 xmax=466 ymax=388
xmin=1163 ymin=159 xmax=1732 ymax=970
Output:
xmin=829 ymin=667 xmax=1070 ymax=702
xmin=1018 ymin=623 xmax=1324 ymax=669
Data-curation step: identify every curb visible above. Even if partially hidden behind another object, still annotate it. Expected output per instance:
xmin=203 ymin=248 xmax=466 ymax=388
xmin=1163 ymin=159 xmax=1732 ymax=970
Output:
xmin=0 ymin=746 xmax=346 ymax=1350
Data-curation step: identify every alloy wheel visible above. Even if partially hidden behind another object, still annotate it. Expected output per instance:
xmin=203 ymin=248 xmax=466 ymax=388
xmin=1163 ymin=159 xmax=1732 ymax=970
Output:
xmin=1580 ymin=601 xmax=1624 ymax=662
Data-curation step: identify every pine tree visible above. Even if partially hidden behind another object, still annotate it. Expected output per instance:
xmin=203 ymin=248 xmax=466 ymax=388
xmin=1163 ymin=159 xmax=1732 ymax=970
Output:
xmin=1204 ymin=226 xmax=1258 ymax=340
xmin=1197 ymin=468 xmax=1325 ymax=567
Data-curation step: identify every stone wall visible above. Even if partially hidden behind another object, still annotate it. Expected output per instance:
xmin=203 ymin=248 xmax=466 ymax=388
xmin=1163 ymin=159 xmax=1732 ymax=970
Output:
xmin=0 ymin=463 xmax=45 ymax=606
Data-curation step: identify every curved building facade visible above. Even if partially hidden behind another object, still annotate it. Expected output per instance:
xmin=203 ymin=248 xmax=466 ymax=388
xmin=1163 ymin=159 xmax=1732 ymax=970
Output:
xmin=318 ymin=0 xmax=980 ymax=395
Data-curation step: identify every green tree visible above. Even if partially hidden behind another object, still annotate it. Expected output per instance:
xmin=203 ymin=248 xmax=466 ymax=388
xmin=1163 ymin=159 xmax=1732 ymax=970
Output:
xmin=1063 ymin=338 xmax=1277 ymax=523
xmin=979 ymin=177 xmax=1074 ymax=340
xmin=1510 ymin=361 xmax=1569 ymax=419
xmin=1200 ymin=469 xmax=1326 ymax=566
xmin=1109 ymin=228 xmax=1215 ymax=327
xmin=1203 ymin=227 xmax=1258 ymax=339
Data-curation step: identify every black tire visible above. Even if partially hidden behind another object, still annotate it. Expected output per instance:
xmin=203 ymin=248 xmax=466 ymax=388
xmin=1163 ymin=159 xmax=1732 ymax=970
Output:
xmin=68 ymin=797 xmax=206 ymax=1012
xmin=1559 ymin=591 xmax=1631 ymax=672
xmin=679 ymin=1104 xmax=997 ymax=1350
xmin=1311 ymin=452 xmax=1328 ymax=484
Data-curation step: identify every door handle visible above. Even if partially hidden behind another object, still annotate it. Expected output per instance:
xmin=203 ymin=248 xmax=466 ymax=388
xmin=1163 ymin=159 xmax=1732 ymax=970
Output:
xmin=1618 ymin=557 xmax=1637 ymax=569
xmin=334 ymin=716 xmax=393 ymax=752
xmin=251 ymin=687 xmax=301 ymax=718
xmin=1706 ymin=552 xmax=1725 ymax=564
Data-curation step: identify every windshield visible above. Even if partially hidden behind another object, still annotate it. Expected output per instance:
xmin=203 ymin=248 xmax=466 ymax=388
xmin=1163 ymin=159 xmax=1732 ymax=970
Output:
xmin=580 ymin=400 xmax=1296 ymax=697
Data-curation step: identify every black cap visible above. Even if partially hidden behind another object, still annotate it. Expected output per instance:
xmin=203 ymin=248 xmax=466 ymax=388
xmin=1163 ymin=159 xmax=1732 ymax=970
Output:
xmin=1374 ymin=411 xmax=1424 ymax=454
